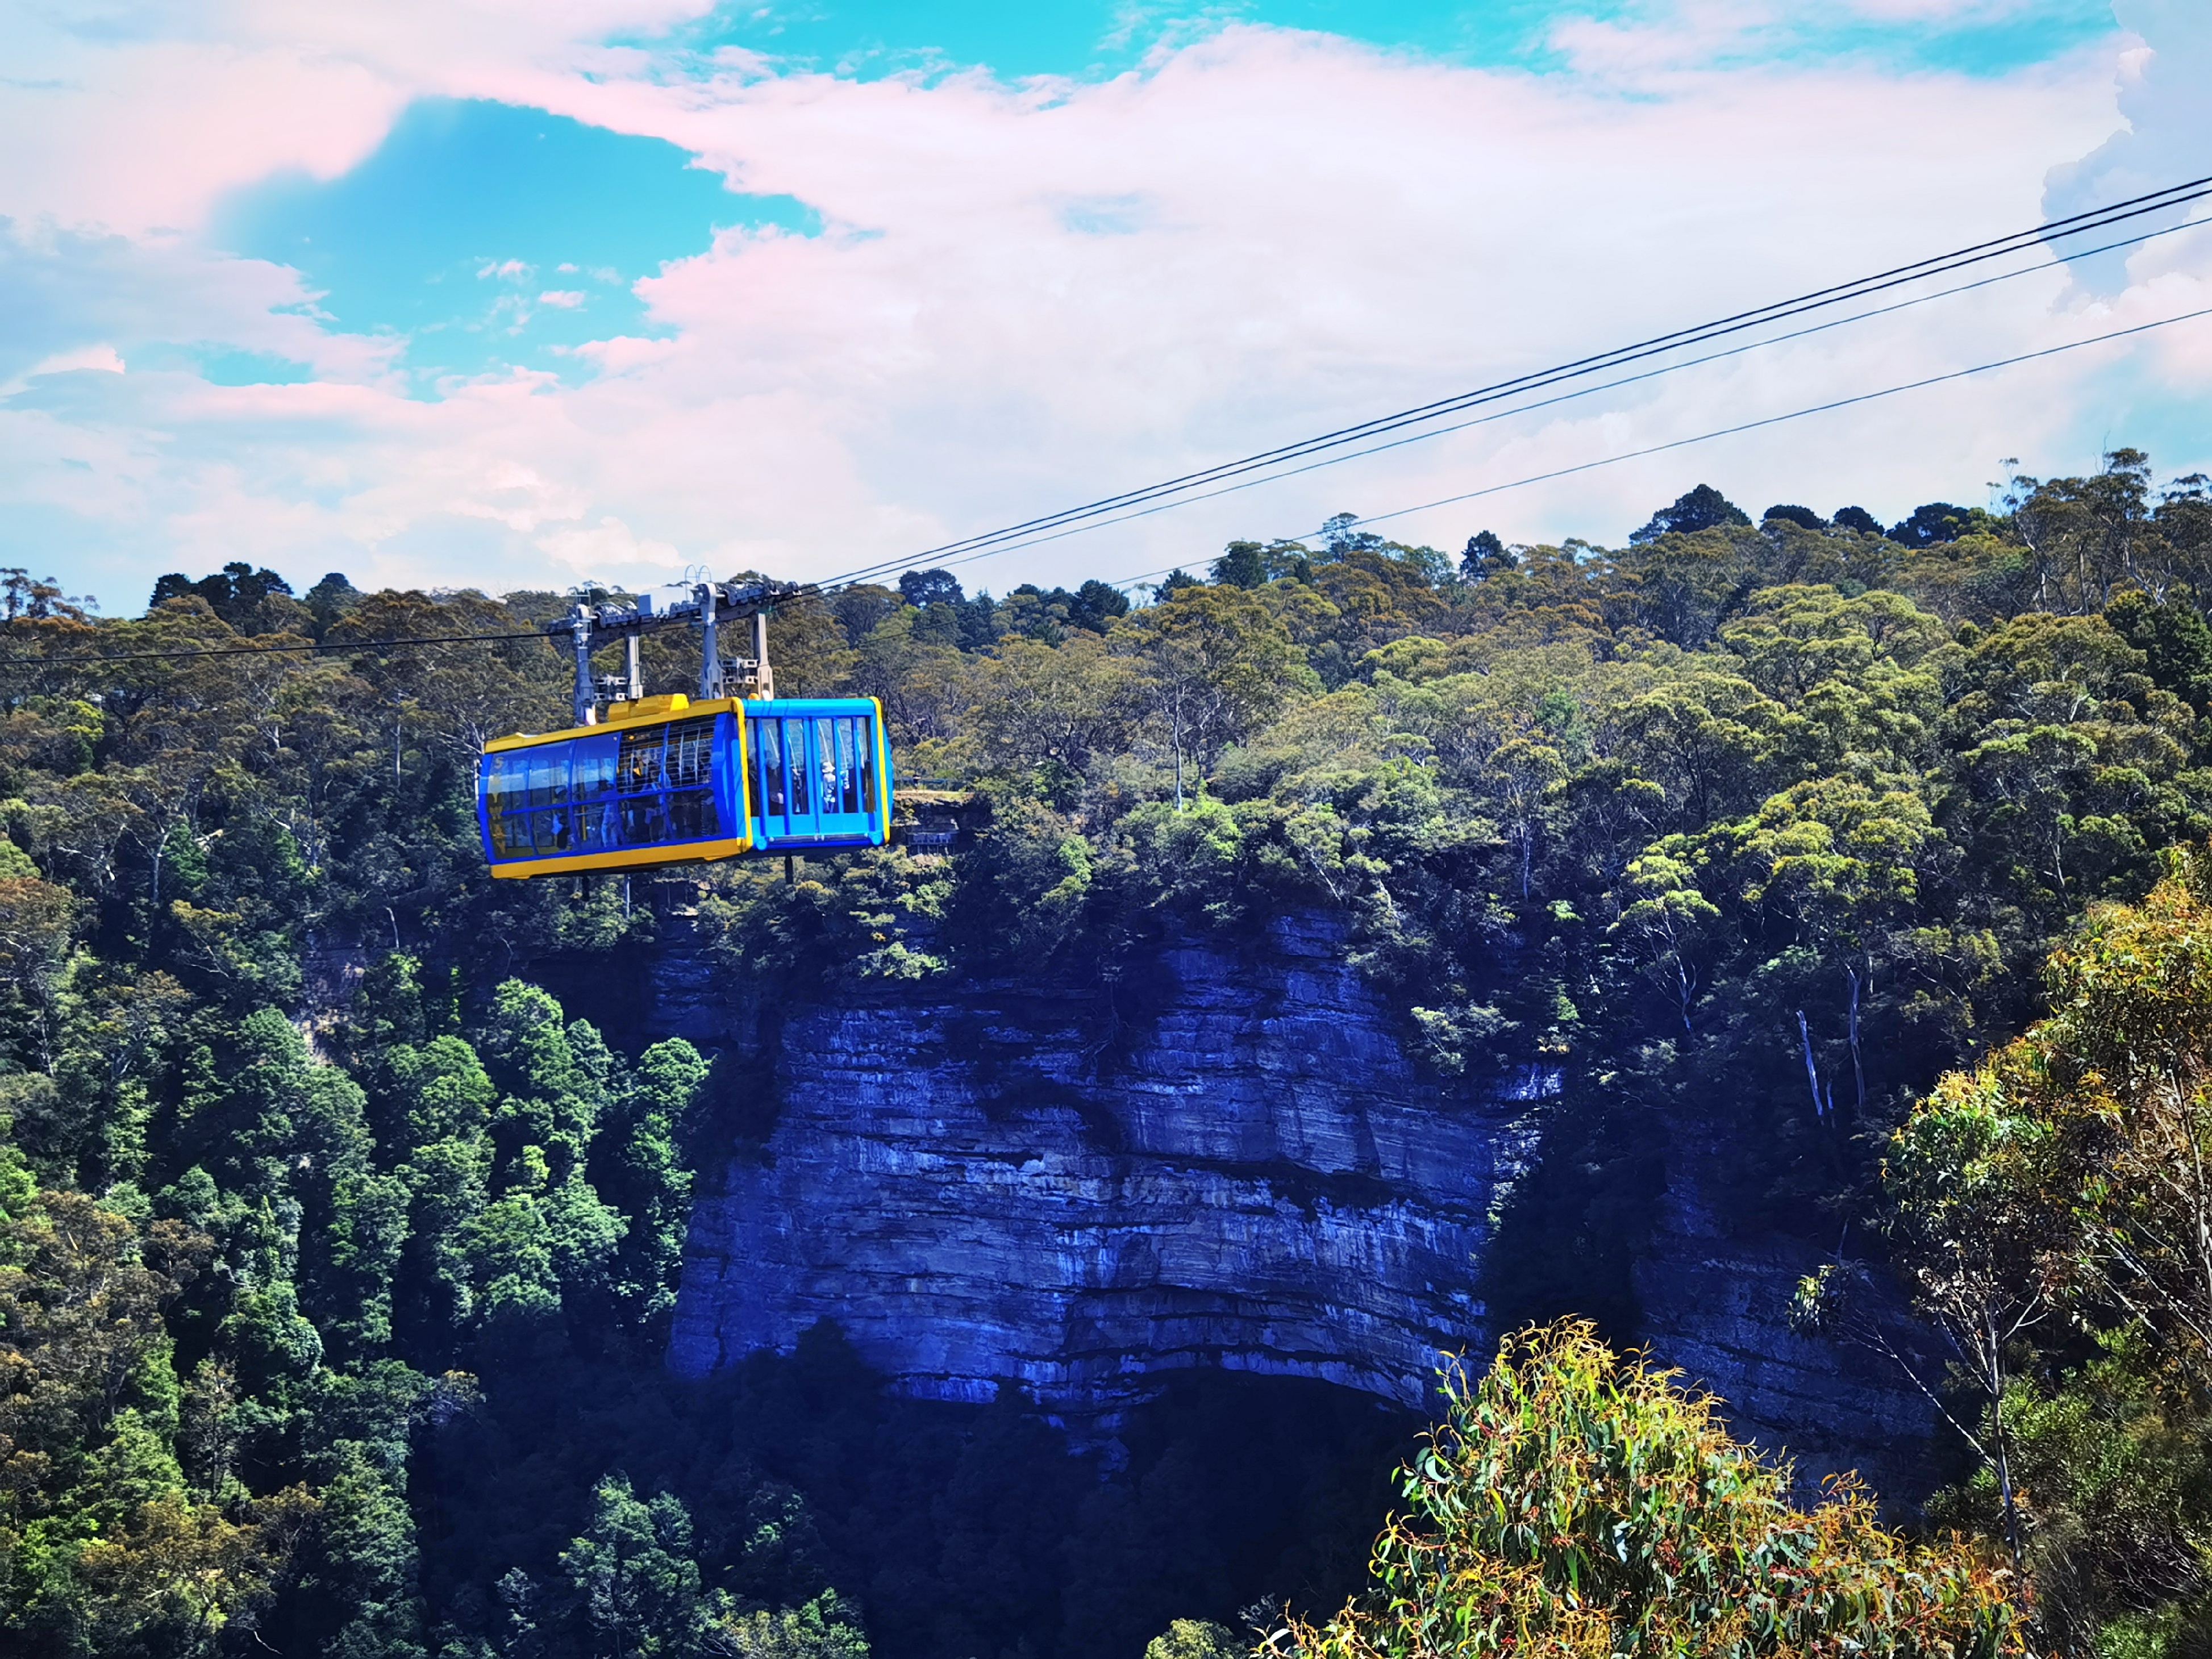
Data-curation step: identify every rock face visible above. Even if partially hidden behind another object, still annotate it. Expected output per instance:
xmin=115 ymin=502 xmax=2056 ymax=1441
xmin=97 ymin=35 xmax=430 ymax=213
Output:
xmin=666 ymin=914 xmax=1525 ymax=1414
xmin=658 ymin=910 xmax=1937 ymax=1493
xmin=1632 ymin=1150 xmax=1946 ymax=1504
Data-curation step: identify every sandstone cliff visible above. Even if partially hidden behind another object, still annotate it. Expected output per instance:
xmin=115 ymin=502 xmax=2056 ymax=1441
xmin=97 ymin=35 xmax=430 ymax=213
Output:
xmin=649 ymin=910 xmax=1939 ymax=1498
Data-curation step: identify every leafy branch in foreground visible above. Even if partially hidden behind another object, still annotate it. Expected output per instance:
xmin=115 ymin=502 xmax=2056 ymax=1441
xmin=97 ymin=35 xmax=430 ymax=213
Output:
xmin=1268 ymin=1321 xmax=2021 ymax=1659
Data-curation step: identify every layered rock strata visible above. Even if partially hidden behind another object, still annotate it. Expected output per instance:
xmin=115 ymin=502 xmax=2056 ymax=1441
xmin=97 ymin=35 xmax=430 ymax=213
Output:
xmin=660 ymin=911 xmax=1937 ymax=1493
xmin=668 ymin=915 xmax=1523 ymax=1414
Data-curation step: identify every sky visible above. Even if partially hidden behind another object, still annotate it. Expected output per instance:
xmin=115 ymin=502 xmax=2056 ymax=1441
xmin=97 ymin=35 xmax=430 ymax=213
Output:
xmin=1 ymin=1 xmax=2209 ymax=610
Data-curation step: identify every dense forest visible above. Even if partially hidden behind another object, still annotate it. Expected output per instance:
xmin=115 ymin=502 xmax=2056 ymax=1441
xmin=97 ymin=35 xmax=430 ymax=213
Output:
xmin=6 ymin=450 xmax=2212 ymax=1656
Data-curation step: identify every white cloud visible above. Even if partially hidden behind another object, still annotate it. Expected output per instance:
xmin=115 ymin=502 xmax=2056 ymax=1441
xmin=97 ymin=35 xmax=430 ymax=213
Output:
xmin=5 ymin=342 xmax=126 ymax=391
xmin=2043 ymin=0 xmax=2212 ymax=294
xmin=0 ymin=2 xmax=2205 ymax=606
xmin=537 ymin=289 xmax=586 ymax=306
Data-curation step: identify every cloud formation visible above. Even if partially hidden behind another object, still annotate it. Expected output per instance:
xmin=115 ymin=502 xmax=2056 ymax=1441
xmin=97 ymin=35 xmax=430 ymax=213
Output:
xmin=0 ymin=2 xmax=2206 ymax=608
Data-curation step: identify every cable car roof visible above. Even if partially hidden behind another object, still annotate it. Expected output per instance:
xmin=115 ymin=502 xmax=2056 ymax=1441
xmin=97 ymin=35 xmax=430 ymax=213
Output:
xmin=486 ymin=693 xmax=742 ymax=753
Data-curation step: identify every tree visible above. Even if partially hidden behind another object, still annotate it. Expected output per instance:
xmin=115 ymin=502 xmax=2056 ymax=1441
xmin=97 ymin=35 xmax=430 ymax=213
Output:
xmin=1460 ymin=530 xmax=1514 ymax=578
xmin=2103 ymin=589 xmax=2212 ymax=711
xmin=1113 ymin=586 xmax=1303 ymax=807
xmin=0 ymin=1174 xmax=317 ymax=1657
xmin=1630 ymin=483 xmax=1752 ymax=545
xmin=896 ymin=568 xmax=963 ymax=609
xmin=1763 ymin=505 xmax=1826 ymax=530
xmin=602 ymin=1041 xmax=707 ymax=1334
xmin=560 ymin=1474 xmax=714 ymax=1658
xmin=1270 ymin=1322 xmax=2020 ymax=1659
xmin=1610 ymin=845 xmax=1722 ymax=1034
xmin=1890 ymin=503 xmax=1976 ymax=548
xmin=303 ymin=573 xmax=361 ymax=633
xmin=1981 ymin=846 xmax=2212 ymax=1366
xmin=1832 ymin=506 xmax=1884 ymax=537
xmin=1070 ymin=580 xmax=1132 ymax=633
xmin=1856 ymin=1064 xmax=2060 ymax=1566
xmin=1145 ymin=1619 xmax=1240 ymax=1659
xmin=1213 ymin=541 xmax=1269 ymax=589
xmin=0 ymin=868 xmax=79 ymax=1073
xmin=148 ymin=563 xmax=299 ymax=631
xmin=972 ymin=633 xmax=1140 ymax=786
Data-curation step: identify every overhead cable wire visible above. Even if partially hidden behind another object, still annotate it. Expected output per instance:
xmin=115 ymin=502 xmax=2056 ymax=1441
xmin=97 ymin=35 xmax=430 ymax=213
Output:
xmin=864 ymin=218 xmax=2211 ymax=590
xmin=813 ymin=173 xmax=2212 ymax=589
xmin=5 ymin=296 xmax=2201 ymax=672
xmin=1089 ymin=301 xmax=2212 ymax=591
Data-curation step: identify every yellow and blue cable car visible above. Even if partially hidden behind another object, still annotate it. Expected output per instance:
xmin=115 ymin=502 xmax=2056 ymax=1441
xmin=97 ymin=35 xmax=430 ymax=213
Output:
xmin=479 ymin=693 xmax=892 ymax=878
xmin=477 ymin=581 xmax=892 ymax=878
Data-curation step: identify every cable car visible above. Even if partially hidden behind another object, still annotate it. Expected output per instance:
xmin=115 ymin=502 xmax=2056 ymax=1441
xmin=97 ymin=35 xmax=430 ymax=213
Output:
xmin=480 ymin=693 xmax=892 ymax=878
xmin=477 ymin=581 xmax=892 ymax=878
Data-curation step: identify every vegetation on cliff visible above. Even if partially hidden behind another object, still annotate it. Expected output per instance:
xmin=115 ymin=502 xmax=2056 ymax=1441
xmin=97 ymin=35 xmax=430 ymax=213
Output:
xmin=3 ymin=451 xmax=2212 ymax=1652
xmin=1278 ymin=1322 xmax=2020 ymax=1659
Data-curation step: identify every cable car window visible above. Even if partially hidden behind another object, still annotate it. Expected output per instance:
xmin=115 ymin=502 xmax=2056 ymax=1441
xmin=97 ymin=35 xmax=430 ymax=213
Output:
xmin=530 ymin=809 xmax=573 ymax=853
xmin=618 ymin=726 xmax=664 ymax=793
xmin=836 ymin=720 xmax=858 ymax=815
xmin=620 ymin=793 xmax=668 ymax=846
xmin=528 ymin=748 xmax=568 ymax=808
xmin=668 ymin=789 xmax=715 ymax=840
xmin=667 ymin=718 xmax=714 ymax=789
xmin=818 ymin=720 xmax=838 ymax=808
xmin=490 ymin=750 xmax=552 ymax=858
xmin=787 ymin=722 xmax=810 ymax=815
xmin=576 ymin=801 xmax=615 ymax=851
xmin=759 ymin=721 xmax=786 ymax=814
xmin=487 ymin=751 xmax=530 ymax=814
xmin=574 ymin=735 xmax=617 ymax=800
xmin=856 ymin=718 xmax=877 ymax=814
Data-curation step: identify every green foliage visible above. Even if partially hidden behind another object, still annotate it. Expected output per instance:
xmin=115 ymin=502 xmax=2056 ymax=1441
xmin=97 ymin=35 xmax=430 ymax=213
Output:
xmin=560 ymin=1475 xmax=715 ymax=1657
xmin=1147 ymin=1618 xmax=1243 ymax=1659
xmin=1275 ymin=1322 xmax=2021 ymax=1659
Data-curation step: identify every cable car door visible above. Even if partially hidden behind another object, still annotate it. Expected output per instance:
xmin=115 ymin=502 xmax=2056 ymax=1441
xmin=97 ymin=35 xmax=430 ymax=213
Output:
xmin=752 ymin=707 xmax=879 ymax=847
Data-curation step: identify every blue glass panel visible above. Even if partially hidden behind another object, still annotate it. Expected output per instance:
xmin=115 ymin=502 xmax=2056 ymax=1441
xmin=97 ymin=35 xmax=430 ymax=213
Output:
xmin=787 ymin=720 xmax=811 ymax=816
xmin=618 ymin=724 xmax=665 ymax=792
xmin=528 ymin=808 xmax=574 ymax=853
xmin=668 ymin=788 xmax=716 ymax=840
xmin=574 ymin=733 xmax=617 ymax=799
xmin=576 ymin=801 xmax=615 ymax=851
xmin=486 ymin=749 xmax=531 ymax=813
xmin=527 ymin=746 xmax=568 ymax=807
xmin=619 ymin=793 xmax=668 ymax=846
xmin=758 ymin=719 xmax=786 ymax=816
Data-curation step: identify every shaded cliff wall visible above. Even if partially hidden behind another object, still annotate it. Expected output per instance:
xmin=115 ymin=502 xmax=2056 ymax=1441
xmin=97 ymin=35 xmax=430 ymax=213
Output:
xmin=650 ymin=910 xmax=1938 ymax=1496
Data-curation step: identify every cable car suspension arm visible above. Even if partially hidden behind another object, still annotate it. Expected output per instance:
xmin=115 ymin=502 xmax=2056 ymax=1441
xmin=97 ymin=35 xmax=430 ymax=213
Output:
xmin=549 ymin=578 xmax=812 ymax=726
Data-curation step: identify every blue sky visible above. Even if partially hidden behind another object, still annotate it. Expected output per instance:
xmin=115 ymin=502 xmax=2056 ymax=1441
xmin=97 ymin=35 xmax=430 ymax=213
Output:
xmin=669 ymin=0 xmax=2115 ymax=78
xmin=0 ymin=0 xmax=2205 ymax=605
xmin=214 ymin=99 xmax=812 ymax=384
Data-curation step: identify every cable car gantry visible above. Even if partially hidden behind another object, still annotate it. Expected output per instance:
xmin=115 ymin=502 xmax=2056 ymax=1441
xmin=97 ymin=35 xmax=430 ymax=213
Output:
xmin=477 ymin=578 xmax=892 ymax=879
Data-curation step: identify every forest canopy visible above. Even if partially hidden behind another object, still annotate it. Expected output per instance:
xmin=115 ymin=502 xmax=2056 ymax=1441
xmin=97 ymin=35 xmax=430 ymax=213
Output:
xmin=5 ymin=449 xmax=2212 ymax=1655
